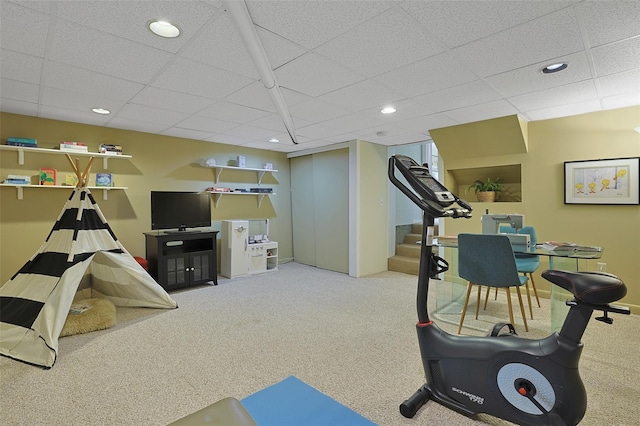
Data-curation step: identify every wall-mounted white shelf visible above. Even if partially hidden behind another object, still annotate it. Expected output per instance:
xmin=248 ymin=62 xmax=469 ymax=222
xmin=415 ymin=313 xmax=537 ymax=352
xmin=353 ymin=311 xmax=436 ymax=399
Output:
xmin=0 ymin=184 xmax=127 ymax=200
xmin=0 ymin=145 xmax=131 ymax=169
xmin=206 ymin=190 xmax=276 ymax=207
xmin=202 ymin=164 xmax=278 ymax=184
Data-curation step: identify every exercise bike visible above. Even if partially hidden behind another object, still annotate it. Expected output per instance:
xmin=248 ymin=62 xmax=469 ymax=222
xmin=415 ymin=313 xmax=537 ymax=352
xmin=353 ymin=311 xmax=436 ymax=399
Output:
xmin=388 ymin=154 xmax=630 ymax=426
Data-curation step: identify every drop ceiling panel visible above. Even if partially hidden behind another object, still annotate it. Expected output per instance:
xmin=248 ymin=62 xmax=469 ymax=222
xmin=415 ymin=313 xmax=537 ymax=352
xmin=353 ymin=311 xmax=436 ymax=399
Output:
xmin=175 ymin=115 xmax=238 ymax=134
xmin=2 ymin=80 xmax=39 ymax=103
xmin=105 ymin=116 xmax=170 ymax=134
xmin=275 ymin=53 xmax=364 ymax=97
xmin=223 ymin=81 xmax=276 ymax=112
xmin=245 ymin=0 xmax=395 ymax=50
xmin=452 ymin=8 xmax=584 ymax=78
xmin=40 ymin=86 xmax=126 ymax=113
xmin=393 ymin=114 xmax=460 ymax=134
xmin=414 ymin=80 xmax=502 ymax=113
xmin=591 ymin=37 xmax=640 ymax=77
xmin=246 ymin=113 xmax=293 ymax=132
xmin=597 ymin=70 xmax=640 ymax=98
xmin=1 ymin=2 xmax=50 ymax=57
xmin=40 ymin=105 xmax=114 ymax=127
xmin=485 ymin=52 xmax=593 ymax=98
xmin=49 ymin=20 xmax=174 ymax=83
xmin=374 ymin=52 xmax=477 ymax=98
xmin=1 ymin=98 xmax=38 ymax=116
xmin=315 ymin=7 xmax=445 ymax=77
xmin=601 ymin=92 xmax=640 ymax=110
xmin=0 ymin=50 xmax=43 ymax=84
xmin=318 ymin=79 xmax=406 ymax=113
xmin=289 ymin=99 xmax=353 ymax=123
xmin=443 ymin=100 xmax=519 ymax=124
xmin=43 ymin=61 xmax=144 ymax=101
xmin=575 ymin=1 xmax=640 ymax=47
xmin=151 ymin=57 xmax=254 ymax=99
xmin=525 ymin=99 xmax=603 ymax=122
xmin=115 ymin=103 xmax=189 ymax=126
xmin=197 ymin=101 xmax=271 ymax=124
xmin=129 ymin=87 xmax=214 ymax=114
xmin=400 ymin=0 xmax=572 ymax=48
xmin=55 ymin=0 xmax=219 ymax=53
xmin=508 ymin=80 xmax=599 ymax=112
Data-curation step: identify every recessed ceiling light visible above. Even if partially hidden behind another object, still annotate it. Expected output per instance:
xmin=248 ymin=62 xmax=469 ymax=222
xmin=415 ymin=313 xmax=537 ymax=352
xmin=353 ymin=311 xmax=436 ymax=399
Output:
xmin=148 ymin=20 xmax=181 ymax=38
xmin=91 ymin=107 xmax=111 ymax=115
xmin=381 ymin=106 xmax=396 ymax=114
xmin=541 ymin=62 xmax=568 ymax=74
xmin=634 ymin=126 xmax=640 ymax=134
xmin=269 ymin=138 xmax=280 ymax=143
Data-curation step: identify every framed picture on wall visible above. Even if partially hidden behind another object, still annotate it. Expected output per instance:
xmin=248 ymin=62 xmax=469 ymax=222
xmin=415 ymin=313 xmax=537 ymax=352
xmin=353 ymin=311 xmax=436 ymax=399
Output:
xmin=564 ymin=157 xmax=640 ymax=205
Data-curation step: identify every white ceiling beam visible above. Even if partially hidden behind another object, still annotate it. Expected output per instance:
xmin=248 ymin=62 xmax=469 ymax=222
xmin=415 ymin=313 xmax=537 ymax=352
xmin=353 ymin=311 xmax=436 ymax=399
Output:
xmin=222 ymin=0 xmax=299 ymax=144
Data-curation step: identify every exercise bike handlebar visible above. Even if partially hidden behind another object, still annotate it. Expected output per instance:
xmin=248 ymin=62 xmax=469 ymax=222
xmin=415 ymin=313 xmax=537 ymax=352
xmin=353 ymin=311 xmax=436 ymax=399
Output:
xmin=388 ymin=156 xmax=472 ymax=219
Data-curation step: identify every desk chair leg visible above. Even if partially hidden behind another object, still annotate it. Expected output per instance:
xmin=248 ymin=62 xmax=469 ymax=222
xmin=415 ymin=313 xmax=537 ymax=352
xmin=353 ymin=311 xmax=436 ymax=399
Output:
xmin=483 ymin=286 xmax=491 ymax=310
xmin=528 ymin=273 xmax=541 ymax=307
xmin=475 ymin=285 xmax=482 ymax=319
xmin=458 ymin=283 xmax=474 ymax=334
xmin=505 ymin=288 xmax=515 ymax=327
xmin=524 ymin=278 xmax=534 ymax=320
xmin=516 ymin=287 xmax=529 ymax=332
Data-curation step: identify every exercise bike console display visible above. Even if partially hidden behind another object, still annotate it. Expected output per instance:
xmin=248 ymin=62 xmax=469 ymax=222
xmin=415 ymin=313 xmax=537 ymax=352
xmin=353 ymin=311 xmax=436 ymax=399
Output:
xmin=388 ymin=154 xmax=630 ymax=426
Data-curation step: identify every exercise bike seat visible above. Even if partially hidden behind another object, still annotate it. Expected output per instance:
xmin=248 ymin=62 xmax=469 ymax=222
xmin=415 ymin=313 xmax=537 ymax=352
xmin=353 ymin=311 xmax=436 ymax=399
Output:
xmin=542 ymin=270 xmax=626 ymax=304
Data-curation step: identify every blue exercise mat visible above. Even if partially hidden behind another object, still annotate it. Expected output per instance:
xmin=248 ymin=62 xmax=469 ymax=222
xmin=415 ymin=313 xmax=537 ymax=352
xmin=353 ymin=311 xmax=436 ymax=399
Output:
xmin=241 ymin=376 xmax=377 ymax=426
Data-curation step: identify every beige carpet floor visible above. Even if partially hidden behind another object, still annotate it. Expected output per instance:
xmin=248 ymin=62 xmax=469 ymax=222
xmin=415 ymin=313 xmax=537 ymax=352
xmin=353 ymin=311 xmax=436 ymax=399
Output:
xmin=1 ymin=262 xmax=638 ymax=425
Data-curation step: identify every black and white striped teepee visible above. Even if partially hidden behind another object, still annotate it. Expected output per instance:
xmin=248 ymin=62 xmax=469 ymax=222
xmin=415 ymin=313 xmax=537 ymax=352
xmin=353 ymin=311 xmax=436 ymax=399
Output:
xmin=0 ymin=156 xmax=177 ymax=368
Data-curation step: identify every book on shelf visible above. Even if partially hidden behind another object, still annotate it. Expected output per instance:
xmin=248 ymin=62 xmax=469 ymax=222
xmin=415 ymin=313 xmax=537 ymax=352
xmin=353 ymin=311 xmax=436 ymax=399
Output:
xmin=205 ymin=186 xmax=231 ymax=192
xmin=65 ymin=173 xmax=79 ymax=186
xmin=39 ymin=168 xmax=57 ymax=186
xmin=6 ymin=137 xmax=37 ymax=147
xmin=538 ymin=241 xmax=602 ymax=252
xmin=59 ymin=142 xmax=89 ymax=152
xmin=99 ymin=144 xmax=123 ymax=155
xmin=95 ymin=173 xmax=113 ymax=187
xmin=3 ymin=174 xmax=31 ymax=185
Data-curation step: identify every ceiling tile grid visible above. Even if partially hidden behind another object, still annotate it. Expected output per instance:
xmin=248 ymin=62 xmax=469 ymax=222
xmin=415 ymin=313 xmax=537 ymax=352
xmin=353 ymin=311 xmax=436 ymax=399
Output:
xmin=0 ymin=0 xmax=638 ymax=152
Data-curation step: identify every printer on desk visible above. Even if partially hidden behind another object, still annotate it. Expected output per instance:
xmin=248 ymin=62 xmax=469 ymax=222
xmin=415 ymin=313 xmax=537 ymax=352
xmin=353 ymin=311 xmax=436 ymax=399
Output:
xmin=481 ymin=214 xmax=530 ymax=246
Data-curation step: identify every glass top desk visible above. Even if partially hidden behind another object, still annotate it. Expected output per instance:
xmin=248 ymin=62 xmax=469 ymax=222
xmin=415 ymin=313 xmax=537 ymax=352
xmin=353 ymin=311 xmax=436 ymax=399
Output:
xmin=430 ymin=238 xmax=604 ymax=332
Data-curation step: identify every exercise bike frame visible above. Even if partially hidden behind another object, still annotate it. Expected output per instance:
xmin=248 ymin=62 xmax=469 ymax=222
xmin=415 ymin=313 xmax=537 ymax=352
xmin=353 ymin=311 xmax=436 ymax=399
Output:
xmin=389 ymin=154 xmax=629 ymax=426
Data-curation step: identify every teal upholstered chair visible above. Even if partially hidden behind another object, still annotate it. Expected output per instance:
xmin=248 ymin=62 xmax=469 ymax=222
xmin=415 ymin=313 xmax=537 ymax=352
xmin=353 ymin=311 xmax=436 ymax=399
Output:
xmin=500 ymin=225 xmax=541 ymax=319
xmin=457 ymin=233 xmax=529 ymax=334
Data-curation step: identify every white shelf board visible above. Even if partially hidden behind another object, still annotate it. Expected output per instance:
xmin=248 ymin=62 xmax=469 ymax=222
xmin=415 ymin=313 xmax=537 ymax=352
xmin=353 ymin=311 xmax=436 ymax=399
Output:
xmin=0 ymin=145 xmax=131 ymax=169
xmin=0 ymin=184 xmax=127 ymax=200
xmin=201 ymin=164 xmax=277 ymax=184
xmin=206 ymin=190 xmax=275 ymax=207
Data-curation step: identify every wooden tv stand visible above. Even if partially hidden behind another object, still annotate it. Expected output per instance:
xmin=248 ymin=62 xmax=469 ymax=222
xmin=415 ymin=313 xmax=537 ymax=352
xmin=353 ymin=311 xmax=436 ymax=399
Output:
xmin=144 ymin=231 xmax=218 ymax=290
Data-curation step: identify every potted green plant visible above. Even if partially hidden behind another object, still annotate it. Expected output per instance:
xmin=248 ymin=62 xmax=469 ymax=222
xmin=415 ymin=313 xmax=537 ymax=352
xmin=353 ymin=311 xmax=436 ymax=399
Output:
xmin=466 ymin=178 xmax=504 ymax=202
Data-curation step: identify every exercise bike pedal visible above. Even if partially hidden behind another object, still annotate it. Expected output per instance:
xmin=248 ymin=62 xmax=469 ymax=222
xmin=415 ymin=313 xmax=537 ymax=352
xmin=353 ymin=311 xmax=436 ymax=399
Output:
xmin=489 ymin=322 xmax=517 ymax=337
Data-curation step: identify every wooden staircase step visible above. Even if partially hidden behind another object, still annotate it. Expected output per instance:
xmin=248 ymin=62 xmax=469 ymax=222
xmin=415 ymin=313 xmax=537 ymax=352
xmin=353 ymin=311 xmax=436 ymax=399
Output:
xmin=396 ymin=243 xmax=420 ymax=258
xmin=403 ymin=233 xmax=422 ymax=245
xmin=388 ymin=255 xmax=420 ymax=276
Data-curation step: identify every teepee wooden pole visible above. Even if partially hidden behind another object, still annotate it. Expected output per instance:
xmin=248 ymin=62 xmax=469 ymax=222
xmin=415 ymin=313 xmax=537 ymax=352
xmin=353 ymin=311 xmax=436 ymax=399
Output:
xmin=81 ymin=157 xmax=95 ymax=187
xmin=64 ymin=154 xmax=95 ymax=187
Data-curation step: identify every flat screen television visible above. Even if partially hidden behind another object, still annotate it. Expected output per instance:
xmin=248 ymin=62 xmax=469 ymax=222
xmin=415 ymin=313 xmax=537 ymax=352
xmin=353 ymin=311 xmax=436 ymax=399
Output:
xmin=151 ymin=191 xmax=211 ymax=232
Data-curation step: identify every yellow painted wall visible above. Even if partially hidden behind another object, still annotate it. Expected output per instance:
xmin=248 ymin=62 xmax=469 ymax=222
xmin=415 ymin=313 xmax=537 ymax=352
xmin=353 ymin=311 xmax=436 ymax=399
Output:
xmin=355 ymin=140 xmax=389 ymax=276
xmin=436 ymin=106 xmax=640 ymax=312
xmin=0 ymin=113 xmax=292 ymax=284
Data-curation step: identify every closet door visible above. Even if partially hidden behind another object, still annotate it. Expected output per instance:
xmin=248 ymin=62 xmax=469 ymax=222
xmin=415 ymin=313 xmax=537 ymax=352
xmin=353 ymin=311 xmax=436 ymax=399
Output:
xmin=291 ymin=149 xmax=349 ymax=273
xmin=291 ymin=155 xmax=316 ymax=267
